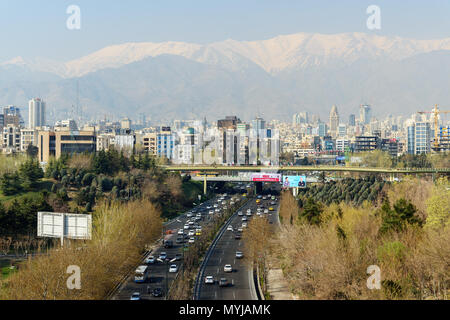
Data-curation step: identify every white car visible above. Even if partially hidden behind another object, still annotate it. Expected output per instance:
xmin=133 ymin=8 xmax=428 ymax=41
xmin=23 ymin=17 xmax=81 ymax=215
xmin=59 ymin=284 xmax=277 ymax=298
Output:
xmin=184 ymin=225 xmax=190 ymax=230
xmin=214 ymin=204 xmax=218 ymax=208
xmin=169 ymin=264 xmax=178 ymax=273
xmin=256 ymin=211 xmax=262 ymax=216
xmin=227 ymin=226 xmax=234 ymax=232
xmin=224 ymin=264 xmax=233 ymax=273
xmin=247 ymin=209 xmax=251 ymax=213
xmin=238 ymin=211 xmax=243 ymax=216
xmin=145 ymin=255 xmax=155 ymax=264
xmin=205 ymin=276 xmax=214 ymax=284
xmin=215 ymin=208 xmax=220 ymax=213
xmin=189 ymin=237 xmax=195 ymax=244
xmin=237 ymin=227 xmax=243 ymax=233
xmin=186 ymin=213 xmax=193 ymax=217
xmin=264 ymin=209 xmax=269 ymax=214
xmin=188 ymin=230 xmax=195 ymax=236
xmin=178 ymin=229 xmax=184 ymax=235
xmin=235 ymin=251 xmax=244 ymax=259
xmin=242 ymin=223 xmax=247 ymax=228
xmin=242 ymin=217 xmax=247 ymax=222
xmin=209 ymin=210 xmax=214 ymax=215
xmin=159 ymin=252 xmax=167 ymax=260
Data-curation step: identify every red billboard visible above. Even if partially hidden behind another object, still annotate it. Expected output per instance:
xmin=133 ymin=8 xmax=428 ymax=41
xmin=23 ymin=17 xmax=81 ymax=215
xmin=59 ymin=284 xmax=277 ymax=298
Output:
xmin=251 ymin=173 xmax=282 ymax=182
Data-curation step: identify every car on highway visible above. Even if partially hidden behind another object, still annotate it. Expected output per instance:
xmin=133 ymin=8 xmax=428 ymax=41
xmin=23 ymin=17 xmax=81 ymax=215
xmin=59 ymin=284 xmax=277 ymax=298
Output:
xmin=269 ymin=207 xmax=274 ymax=211
xmin=224 ymin=264 xmax=233 ymax=272
xmin=159 ymin=252 xmax=167 ymax=260
xmin=257 ymin=195 xmax=262 ymax=199
xmin=169 ymin=264 xmax=178 ymax=273
xmin=188 ymin=230 xmax=195 ymax=237
xmin=262 ymin=196 xmax=267 ymax=200
xmin=227 ymin=225 xmax=234 ymax=232
xmin=264 ymin=209 xmax=269 ymax=214
xmin=206 ymin=206 xmax=212 ymax=209
xmin=186 ymin=212 xmax=193 ymax=218
xmin=215 ymin=208 xmax=221 ymax=213
xmin=242 ymin=217 xmax=248 ymax=222
xmin=237 ymin=227 xmax=243 ymax=233
xmin=205 ymin=276 xmax=214 ymax=284
xmin=176 ymin=237 xmax=184 ymax=244
xmin=175 ymin=253 xmax=182 ymax=261
xmin=196 ymin=229 xmax=202 ymax=236
xmin=178 ymin=229 xmax=184 ymax=235
xmin=189 ymin=237 xmax=195 ymax=244
xmin=184 ymin=224 xmax=190 ymax=230
xmin=242 ymin=222 xmax=247 ymax=228
xmin=219 ymin=278 xmax=229 ymax=287
xmin=256 ymin=199 xmax=261 ymax=204
xmin=213 ymin=204 xmax=218 ymax=208
xmin=130 ymin=292 xmax=141 ymax=300
xmin=246 ymin=211 xmax=252 ymax=216
xmin=152 ymin=287 xmax=163 ymax=297
xmin=234 ymin=233 xmax=241 ymax=240
xmin=209 ymin=210 xmax=214 ymax=215
xmin=145 ymin=255 xmax=155 ymax=264
xmin=164 ymin=240 xmax=173 ymax=248
xmin=236 ymin=251 xmax=243 ymax=259
xmin=237 ymin=211 xmax=243 ymax=216
xmin=271 ymin=201 xmax=276 ymax=205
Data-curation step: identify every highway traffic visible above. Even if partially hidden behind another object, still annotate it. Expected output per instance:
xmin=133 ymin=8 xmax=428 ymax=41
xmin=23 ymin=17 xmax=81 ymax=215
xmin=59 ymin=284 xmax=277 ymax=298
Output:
xmin=197 ymin=187 xmax=280 ymax=300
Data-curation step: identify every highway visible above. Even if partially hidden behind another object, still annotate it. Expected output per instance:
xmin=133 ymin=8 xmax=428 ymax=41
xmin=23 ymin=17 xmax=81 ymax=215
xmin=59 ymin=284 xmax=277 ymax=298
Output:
xmin=197 ymin=187 xmax=280 ymax=300
xmin=113 ymin=196 xmax=221 ymax=300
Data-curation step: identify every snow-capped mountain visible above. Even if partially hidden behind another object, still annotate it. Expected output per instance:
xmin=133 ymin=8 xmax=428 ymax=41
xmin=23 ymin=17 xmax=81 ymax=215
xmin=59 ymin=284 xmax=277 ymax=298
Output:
xmin=1 ymin=32 xmax=450 ymax=122
xmin=4 ymin=32 xmax=450 ymax=78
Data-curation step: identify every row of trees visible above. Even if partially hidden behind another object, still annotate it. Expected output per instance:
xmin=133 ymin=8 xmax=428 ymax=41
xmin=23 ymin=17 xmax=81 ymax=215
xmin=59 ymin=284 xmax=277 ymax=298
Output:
xmin=298 ymin=177 xmax=386 ymax=206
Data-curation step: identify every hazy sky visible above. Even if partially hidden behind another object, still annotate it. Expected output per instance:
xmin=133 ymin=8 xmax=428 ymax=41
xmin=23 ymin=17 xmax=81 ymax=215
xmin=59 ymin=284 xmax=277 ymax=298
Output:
xmin=1 ymin=0 xmax=449 ymax=62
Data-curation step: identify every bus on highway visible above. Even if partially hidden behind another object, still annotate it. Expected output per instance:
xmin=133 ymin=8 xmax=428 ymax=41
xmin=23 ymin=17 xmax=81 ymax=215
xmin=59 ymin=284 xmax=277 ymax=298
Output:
xmin=134 ymin=265 xmax=149 ymax=283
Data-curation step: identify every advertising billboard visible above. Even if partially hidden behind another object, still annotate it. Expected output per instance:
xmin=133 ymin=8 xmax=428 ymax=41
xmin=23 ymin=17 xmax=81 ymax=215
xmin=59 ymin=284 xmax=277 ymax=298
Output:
xmin=282 ymin=176 xmax=307 ymax=188
xmin=251 ymin=173 xmax=281 ymax=182
xmin=38 ymin=212 xmax=92 ymax=240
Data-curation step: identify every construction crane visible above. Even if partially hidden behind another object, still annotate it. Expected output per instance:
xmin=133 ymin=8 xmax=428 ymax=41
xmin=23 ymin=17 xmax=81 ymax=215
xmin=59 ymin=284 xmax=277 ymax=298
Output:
xmin=418 ymin=104 xmax=450 ymax=151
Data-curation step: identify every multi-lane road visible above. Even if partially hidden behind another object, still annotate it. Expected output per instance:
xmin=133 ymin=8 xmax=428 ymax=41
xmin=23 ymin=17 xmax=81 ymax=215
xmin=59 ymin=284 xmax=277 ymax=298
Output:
xmin=197 ymin=188 xmax=280 ymax=300
xmin=113 ymin=197 xmax=220 ymax=300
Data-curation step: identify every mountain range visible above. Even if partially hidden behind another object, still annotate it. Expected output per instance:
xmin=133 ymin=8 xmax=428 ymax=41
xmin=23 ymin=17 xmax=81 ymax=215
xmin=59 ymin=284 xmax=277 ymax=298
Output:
xmin=1 ymin=32 xmax=450 ymax=123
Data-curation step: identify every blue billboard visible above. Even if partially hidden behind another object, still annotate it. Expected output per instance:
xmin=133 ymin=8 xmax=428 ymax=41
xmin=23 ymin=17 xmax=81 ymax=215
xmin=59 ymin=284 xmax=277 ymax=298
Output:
xmin=282 ymin=176 xmax=307 ymax=188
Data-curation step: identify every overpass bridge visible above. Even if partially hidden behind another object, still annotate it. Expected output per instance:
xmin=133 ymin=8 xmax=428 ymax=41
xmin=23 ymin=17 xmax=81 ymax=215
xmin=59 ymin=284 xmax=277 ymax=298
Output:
xmin=161 ymin=165 xmax=450 ymax=174
xmin=161 ymin=165 xmax=450 ymax=194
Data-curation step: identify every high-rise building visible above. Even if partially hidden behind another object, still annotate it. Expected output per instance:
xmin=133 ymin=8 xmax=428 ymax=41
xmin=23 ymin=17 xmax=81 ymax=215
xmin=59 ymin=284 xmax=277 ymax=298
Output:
xmin=329 ymin=105 xmax=339 ymax=137
xmin=359 ymin=105 xmax=371 ymax=125
xmin=28 ymin=98 xmax=46 ymax=129
xmin=318 ymin=122 xmax=327 ymax=137
xmin=3 ymin=106 xmax=23 ymax=127
xmin=348 ymin=114 xmax=356 ymax=126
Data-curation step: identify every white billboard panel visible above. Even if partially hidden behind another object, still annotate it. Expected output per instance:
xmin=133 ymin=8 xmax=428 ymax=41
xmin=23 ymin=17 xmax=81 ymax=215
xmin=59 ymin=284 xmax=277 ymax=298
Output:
xmin=38 ymin=212 xmax=92 ymax=240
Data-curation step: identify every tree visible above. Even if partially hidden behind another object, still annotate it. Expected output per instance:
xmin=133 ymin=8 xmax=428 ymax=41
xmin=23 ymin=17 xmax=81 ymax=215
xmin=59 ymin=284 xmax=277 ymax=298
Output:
xmin=300 ymin=198 xmax=323 ymax=226
xmin=25 ymin=144 xmax=39 ymax=158
xmin=379 ymin=198 xmax=422 ymax=233
xmin=1 ymin=172 xmax=23 ymax=196
xmin=18 ymin=159 xmax=44 ymax=190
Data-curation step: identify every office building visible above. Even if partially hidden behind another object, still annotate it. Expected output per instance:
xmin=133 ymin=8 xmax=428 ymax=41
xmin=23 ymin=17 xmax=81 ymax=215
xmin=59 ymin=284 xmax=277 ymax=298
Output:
xmin=329 ymin=105 xmax=339 ymax=137
xmin=29 ymin=98 xmax=46 ymax=129
xmin=360 ymin=105 xmax=371 ymax=125
xmin=2 ymin=124 xmax=21 ymax=152
xmin=348 ymin=114 xmax=356 ymax=126
xmin=38 ymin=129 xmax=96 ymax=163
xmin=355 ymin=135 xmax=380 ymax=152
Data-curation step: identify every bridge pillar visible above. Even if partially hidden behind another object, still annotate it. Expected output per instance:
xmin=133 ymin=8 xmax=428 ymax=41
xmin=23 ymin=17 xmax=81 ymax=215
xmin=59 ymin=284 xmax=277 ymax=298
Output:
xmin=203 ymin=174 xmax=207 ymax=195
xmin=255 ymin=182 xmax=263 ymax=194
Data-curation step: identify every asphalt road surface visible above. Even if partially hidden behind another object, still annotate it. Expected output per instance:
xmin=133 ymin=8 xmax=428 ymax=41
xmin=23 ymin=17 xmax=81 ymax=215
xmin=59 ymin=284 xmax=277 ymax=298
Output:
xmin=113 ymin=196 xmax=223 ymax=300
xmin=197 ymin=191 xmax=280 ymax=300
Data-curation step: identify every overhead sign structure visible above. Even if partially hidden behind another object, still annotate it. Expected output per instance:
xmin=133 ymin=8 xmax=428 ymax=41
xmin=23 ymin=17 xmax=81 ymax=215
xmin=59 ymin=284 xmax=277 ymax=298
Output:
xmin=250 ymin=173 xmax=281 ymax=182
xmin=38 ymin=212 xmax=92 ymax=246
xmin=282 ymin=176 xmax=307 ymax=188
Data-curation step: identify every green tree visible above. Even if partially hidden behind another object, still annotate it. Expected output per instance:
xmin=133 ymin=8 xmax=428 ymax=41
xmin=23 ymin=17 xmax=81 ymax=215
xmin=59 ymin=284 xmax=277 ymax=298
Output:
xmin=299 ymin=198 xmax=323 ymax=226
xmin=18 ymin=158 xmax=44 ymax=190
xmin=379 ymin=198 xmax=422 ymax=233
xmin=1 ymin=172 xmax=23 ymax=195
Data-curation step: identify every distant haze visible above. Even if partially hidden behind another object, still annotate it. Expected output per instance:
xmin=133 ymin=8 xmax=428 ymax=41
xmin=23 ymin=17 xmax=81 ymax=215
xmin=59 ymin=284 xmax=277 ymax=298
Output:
xmin=1 ymin=32 xmax=450 ymax=123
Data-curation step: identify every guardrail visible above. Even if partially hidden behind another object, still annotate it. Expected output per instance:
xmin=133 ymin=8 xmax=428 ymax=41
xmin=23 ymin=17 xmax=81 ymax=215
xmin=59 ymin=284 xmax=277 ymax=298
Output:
xmin=193 ymin=199 xmax=250 ymax=300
